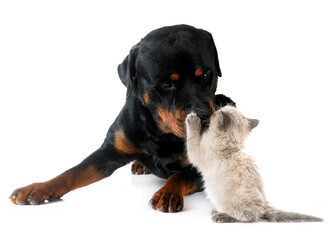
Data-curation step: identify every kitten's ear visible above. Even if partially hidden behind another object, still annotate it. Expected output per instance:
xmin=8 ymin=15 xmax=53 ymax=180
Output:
xmin=210 ymin=110 xmax=224 ymax=129
xmin=248 ymin=118 xmax=259 ymax=130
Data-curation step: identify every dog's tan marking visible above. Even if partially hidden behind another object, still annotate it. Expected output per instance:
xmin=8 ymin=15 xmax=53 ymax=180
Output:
xmin=195 ymin=67 xmax=203 ymax=77
xmin=208 ymin=100 xmax=215 ymax=114
xmin=170 ymin=73 xmax=180 ymax=81
xmin=143 ymin=93 xmax=149 ymax=104
xmin=156 ymin=107 xmax=187 ymax=138
xmin=114 ymin=130 xmax=149 ymax=155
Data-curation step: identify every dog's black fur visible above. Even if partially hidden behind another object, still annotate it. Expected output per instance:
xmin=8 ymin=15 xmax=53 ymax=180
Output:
xmin=10 ymin=25 xmax=235 ymax=212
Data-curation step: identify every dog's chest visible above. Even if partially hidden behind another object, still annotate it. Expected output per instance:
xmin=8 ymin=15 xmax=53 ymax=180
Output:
xmin=141 ymin=136 xmax=190 ymax=178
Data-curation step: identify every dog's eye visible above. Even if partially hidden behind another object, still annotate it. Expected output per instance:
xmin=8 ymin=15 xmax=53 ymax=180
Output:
xmin=160 ymin=82 xmax=174 ymax=90
xmin=202 ymin=73 xmax=209 ymax=83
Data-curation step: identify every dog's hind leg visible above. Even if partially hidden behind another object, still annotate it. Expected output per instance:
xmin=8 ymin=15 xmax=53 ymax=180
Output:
xmin=131 ymin=161 xmax=150 ymax=175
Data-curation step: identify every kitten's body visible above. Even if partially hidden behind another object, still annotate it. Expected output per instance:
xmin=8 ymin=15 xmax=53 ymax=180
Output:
xmin=186 ymin=106 xmax=322 ymax=223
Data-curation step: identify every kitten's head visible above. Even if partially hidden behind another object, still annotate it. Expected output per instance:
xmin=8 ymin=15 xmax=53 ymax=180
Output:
xmin=209 ymin=105 xmax=259 ymax=149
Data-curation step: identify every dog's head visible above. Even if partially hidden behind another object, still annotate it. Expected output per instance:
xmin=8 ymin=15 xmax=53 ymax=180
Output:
xmin=118 ymin=25 xmax=221 ymax=138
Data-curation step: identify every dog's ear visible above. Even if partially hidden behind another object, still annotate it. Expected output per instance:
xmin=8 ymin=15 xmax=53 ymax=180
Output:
xmin=117 ymin=44 xmax=140 ymax=98
xmin=214 ymin=94 xmax=237 ymax=109
xmin=208 ymin=33 xmax=222 ymax=77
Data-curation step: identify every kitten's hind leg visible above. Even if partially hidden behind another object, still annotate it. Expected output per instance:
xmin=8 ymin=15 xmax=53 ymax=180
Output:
xmin=211 ymin=208 xmax=219 ymax=215
xmin=211 ymin=212 xmax=239 ymax=223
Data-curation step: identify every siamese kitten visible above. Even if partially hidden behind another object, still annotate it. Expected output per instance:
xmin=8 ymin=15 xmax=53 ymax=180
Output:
xmin=185 ymin=106 xmax=322 ymax=223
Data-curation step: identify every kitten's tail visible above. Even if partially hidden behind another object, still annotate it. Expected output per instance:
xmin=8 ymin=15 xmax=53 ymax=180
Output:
xmin=262 ymin=208 xmax=323 ymax=222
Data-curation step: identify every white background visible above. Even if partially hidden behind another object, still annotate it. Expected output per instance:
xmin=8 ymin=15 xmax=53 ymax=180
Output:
xmin=0 ymin=0 xmax=331 ymax=239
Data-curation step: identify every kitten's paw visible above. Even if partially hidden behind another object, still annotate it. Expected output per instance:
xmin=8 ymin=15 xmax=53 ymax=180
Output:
xmin=185 ymin=112 xmax=201 ymax=127
xmin=211 ymin=208 xmax=219 ymax=215
xmin=212 ymin=213 xmax=239 ymax=223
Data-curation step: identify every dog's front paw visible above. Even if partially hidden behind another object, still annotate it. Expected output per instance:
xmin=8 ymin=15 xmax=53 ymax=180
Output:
xmin=10 ymin=183 xmax=61 ymax=205
xmin=185 ymin=112 xmax=201 ymax=127
xmin=149 ymin=187 xmax=183 ymax=213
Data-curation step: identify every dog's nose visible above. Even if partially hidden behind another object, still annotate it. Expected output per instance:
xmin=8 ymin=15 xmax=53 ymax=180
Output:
xmin=183 ymin=105 xmax=193 ymax=112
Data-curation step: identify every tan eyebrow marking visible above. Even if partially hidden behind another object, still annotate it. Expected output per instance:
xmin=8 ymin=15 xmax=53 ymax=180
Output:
xmin=170 ymin=73 xmax=180 ymax=81
xmin=195 ymin=67 xmax=203 ymax=77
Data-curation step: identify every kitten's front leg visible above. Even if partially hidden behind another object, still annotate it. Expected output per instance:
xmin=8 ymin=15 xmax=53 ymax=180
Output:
xmin=186 ymin=112 xmax=201 ymax=133
xmin=185 ymin=113 xmax=202 ymax=163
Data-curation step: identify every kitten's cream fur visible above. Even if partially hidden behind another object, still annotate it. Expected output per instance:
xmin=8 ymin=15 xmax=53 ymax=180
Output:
xmin=186 ymin=106 xmax=322 ymax=223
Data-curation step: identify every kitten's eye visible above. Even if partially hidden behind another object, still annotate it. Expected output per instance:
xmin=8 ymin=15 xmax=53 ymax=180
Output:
xmin=160 ymin=82 xmax=174 ymax=90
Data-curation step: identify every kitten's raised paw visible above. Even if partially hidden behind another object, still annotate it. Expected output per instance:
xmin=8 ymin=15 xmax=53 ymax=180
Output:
xmin=185 ymin=112 xmax=201 ymax=126
xmin=212 ymin=213 xmax=239 ymax=223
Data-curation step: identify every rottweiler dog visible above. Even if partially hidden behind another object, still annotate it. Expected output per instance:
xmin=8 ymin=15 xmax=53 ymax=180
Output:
xmin=10 ymin=25 xmax=235 ymax=212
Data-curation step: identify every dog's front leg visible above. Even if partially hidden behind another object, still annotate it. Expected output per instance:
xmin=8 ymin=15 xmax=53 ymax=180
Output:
xmin=10 ymin=140 xmax=132 ymax=205
xmin=149 ymin=168 xmax=203 ymax=213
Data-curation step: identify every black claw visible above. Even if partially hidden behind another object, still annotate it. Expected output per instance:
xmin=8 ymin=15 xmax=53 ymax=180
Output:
xmin=160 ymin=204 xmax=165 ymax=211
xmin=177 ymin=203 xmax=182 ymax=211
xmin=28 ymin=196 xmax=40 ymax=205
xmin=15 ymin=199 xmax=26 ymax=205
xmin=148 ymin=199 xmax=155 ymax=208
xmin=169 ymin=205 xmax=174 ymax=212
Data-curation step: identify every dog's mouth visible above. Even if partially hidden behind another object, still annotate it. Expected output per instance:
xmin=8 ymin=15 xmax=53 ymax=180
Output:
xmin=156 ymin=101 xmax=214 ymax=138
xmin=156 ymin=107 xmax=187 ymax=138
